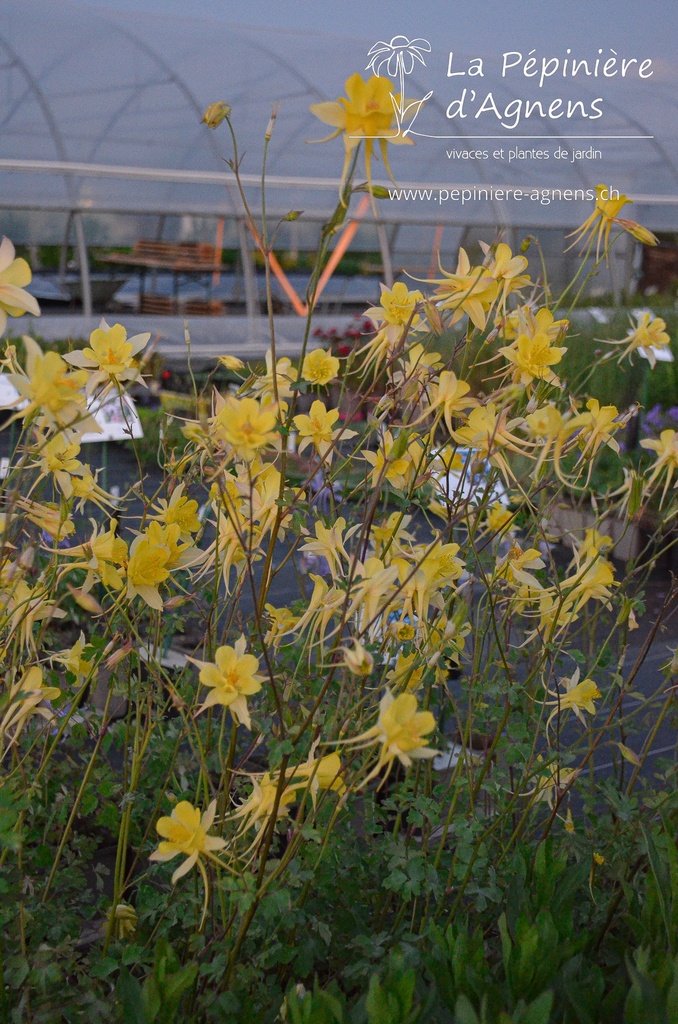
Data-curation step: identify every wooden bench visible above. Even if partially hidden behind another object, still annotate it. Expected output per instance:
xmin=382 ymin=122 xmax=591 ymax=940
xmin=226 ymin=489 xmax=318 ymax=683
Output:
xmin=101 ymin=240 xmax=227 ymax=316
xmin=101 ymin=240 xmax=221 ymax=271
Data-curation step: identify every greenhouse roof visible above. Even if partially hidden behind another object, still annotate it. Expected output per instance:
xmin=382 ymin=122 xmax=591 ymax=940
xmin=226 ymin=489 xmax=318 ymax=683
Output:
xmin=1 ymin=0 xmax=678 ymax=239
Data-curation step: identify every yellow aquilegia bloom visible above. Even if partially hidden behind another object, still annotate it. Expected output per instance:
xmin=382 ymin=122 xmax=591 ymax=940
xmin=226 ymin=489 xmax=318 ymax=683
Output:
xmin=64 ymin=319 xmax=150 ymax=393
xmin=0 ymin=237 xmax=40 ymax=335
xmin=641 ymin=429 xmax=678 ymax=507
xmin=498 ymin=331 xmax=567 ymax=388
xmin=293 ymin=400 xmax=352 ymax=461
xmin=361 ymin=282 xmax=427 ymax=371
xmin=480 ymin=241 xmax=531 ymax=307
xmin=0 ymin=666 xmax=61 ymax=752
xmin=365 ymin=281 xmax=425 ymax=331
xmin=545 ymin=668 xmax=601 ymax=733
xmin=607 ymin=311 xmax=671 ymax=368
xmin=336 ymin=690 xmax=438 ymax=785
xmin=126 ymin=529 xmax=172 ymax=610
xmin=369 ymin=690 xmax=438 ymax=772
xmin=211 ymin=396 xmax=278 ymax=462
xmin=8 ymin=337 xmax=92 ymax=431
xmin=310 ymin=73 xmax=413 ymax=194
xmin=59 ymin=520 xmax=128 ymax=593
xmin=150 ymin=800 xmax=226 ymax=885
xmin=501 ymin=305 xmax=569 ymax=344
xmin=302 ymin=348 xmax=340 ymax=386
xmin=567 ymin=184 xmax=658 ymax=257
xmin=429 ymin=248 xmax=497 ymax=330
xmin=150 ymin=483 xmax=202 ymax=542
xmin=190 ymin=636 xmax=264 ymax=729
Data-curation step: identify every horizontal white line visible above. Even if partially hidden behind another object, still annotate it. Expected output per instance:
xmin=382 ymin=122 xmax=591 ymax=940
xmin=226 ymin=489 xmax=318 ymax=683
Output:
xmin=448 ymin=135 xmax=655 ymax=140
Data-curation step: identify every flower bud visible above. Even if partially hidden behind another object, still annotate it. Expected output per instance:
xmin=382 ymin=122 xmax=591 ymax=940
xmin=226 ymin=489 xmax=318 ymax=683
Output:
xmin=201 ymin=101 xmax=231 ymax=129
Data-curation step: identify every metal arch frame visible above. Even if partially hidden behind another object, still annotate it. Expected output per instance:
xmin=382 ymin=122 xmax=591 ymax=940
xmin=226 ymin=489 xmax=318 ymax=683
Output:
xmin=0 ymin=33 xmax=93 ymax=315
xmin=95 ymin=18 xmax=255 ymax=310
xmin=102 ymin=20 xmax=239 ymax=215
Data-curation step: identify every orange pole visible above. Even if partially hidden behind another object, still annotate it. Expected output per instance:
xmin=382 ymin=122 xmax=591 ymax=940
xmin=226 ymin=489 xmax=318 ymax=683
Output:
xmin=212 ymin=216 xmax=225 ymax=288
xmin=246 ymin=194 xmax=371 ymax=318
xmin=313 ymin=194 xmax=371 ymax=307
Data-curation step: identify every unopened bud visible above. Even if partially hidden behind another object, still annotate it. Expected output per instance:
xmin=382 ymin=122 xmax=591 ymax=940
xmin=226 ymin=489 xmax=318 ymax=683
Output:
xmin=265 ymin=104 xmax=279 ymax=141
xmin=201 ymin=101 xmax=231 ymax=129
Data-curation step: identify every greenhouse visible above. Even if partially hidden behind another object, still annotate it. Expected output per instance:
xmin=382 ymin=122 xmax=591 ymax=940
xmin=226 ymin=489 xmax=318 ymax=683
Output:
xmin=5 ymin=3 xmax=678 ymax=1020
xmin=2 ymin=0 xmax=678 ymax=319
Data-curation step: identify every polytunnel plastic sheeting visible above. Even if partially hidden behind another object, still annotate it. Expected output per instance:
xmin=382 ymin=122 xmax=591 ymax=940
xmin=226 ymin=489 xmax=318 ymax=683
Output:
xmin=1 ymin=0 xmax=678 ymax=241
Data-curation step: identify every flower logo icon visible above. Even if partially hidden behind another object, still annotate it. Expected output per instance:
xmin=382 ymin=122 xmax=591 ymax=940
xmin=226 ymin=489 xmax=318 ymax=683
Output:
xmin=366 ymin=36 xmax=432 ymax=135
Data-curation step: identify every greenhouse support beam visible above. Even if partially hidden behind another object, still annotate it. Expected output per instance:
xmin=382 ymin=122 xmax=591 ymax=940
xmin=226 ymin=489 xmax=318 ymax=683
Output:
xmin=73 ymin=212 xmax=92 ymax=319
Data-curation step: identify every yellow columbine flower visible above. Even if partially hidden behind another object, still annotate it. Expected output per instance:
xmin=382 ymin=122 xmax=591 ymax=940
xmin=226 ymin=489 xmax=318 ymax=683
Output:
xmin=310 ymin=73 xmax=413 ymax=195
xmin=528 ymin=760 xmax=579 ymax=809
xmin=567 ymin=184 xmax=658 ymax=257
xmin=545 ymin=668 xmax=601 ymax=732
xmin=211 ymin=395 xmax=279 ymax=462
xmin=229 ymin=772 xmax=299 ymax=840
xmin=151 ymin=483 xmax=202 ymax=541
xmin=291 ymin=751 xmax=346 ymax=805
xmin=360 ymin=285 xmax=428 ymax=372
xmin=370 ymin=690 xmax=438 ymax=772
xmin=562 ymin=558 xmax=616 ymax=615
xmin=341 ymin=639 xmax=374 ymax=677
xmin=578 ymin=528 xmax=613 ymax=561
xmin=0 ymin=666 xmax=61 ymax=750
xmin=59 ymin=519 xmax=128 ymax=593
xmin=497 ymin=543 xmax=545 ymax=589
xmin=63 ymin=319 xmax=150 ymax=393
xmin=190 ymin=636 xmax=264 ymax=729
xmin=640 ymin=429 xmax=678 ymax=507
xmin=293 ymin=400 xmax=347 ymax=459
xmin=386 ymin=650 xmax=424 ymax=691
xmin=501 ymin=305 xmax=569 ymax=344
xmin=426 ymin=370 xmax=477 ymax=434
xmin=429 ymin=248 xmax=497 ymax=330
xmin=608 ymin=311 xmax=671 ymax=367
xmin=484 ymin=501 xmax=514 ymax=536
xmin=365 ymin=281 xmax=425 ymax=330
xmin=299 ymin=516 xmax=353 ymax=578
xmin=568 ymin=399 xmax=622 ymax=458
xmin=35 ymin=432 xmax=84 ymax=498
xmin=0 ymin=237 xmax=40 ymax=335
xmin=17 ymin=497 xmax=75 ymax=540
xmin=302 ymin=348 xmax=340 ymax=386
xmin=480 ymin=241 xmax=531 ymax=307
xmin=335 ymin=690 xmax=438 ymax=785
xmin=9 ymin=336 xmax=91 ymax=430
xmin=126 ymin=529 xmax=172 ymax=610
xmin=53 ymin=632 xmax=95 ymax=686
xmin=525 ymin=404 xmax=563 ymax=440
xmin=362 ymin=430 xmax=419 ymax=491
xmin=150 ymin=799 xmax=227 ymax=885
xmin=249 ymin=350 xmax=294 ymax=407
xmin=498 ymin=331 xmax=567 ymax=388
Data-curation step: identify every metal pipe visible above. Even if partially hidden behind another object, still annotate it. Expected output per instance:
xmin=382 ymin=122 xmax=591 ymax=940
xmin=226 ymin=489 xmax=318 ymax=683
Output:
xmin=73 ymin=211 xmax=92 ymax=318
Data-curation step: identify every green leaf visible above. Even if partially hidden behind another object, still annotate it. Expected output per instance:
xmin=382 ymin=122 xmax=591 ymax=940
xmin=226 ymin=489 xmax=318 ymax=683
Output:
xmin=117 ymin=970 xmax=150 ymax=1024
xmin=453 ymin=995 xmax=480 ymax=1024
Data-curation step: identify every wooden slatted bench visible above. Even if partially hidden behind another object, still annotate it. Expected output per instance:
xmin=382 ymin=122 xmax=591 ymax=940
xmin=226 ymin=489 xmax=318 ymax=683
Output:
xmin=100 ymin=240 xmax=227 ymax=315
xmin=101 ymin=240 xmax=221 ymax=271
